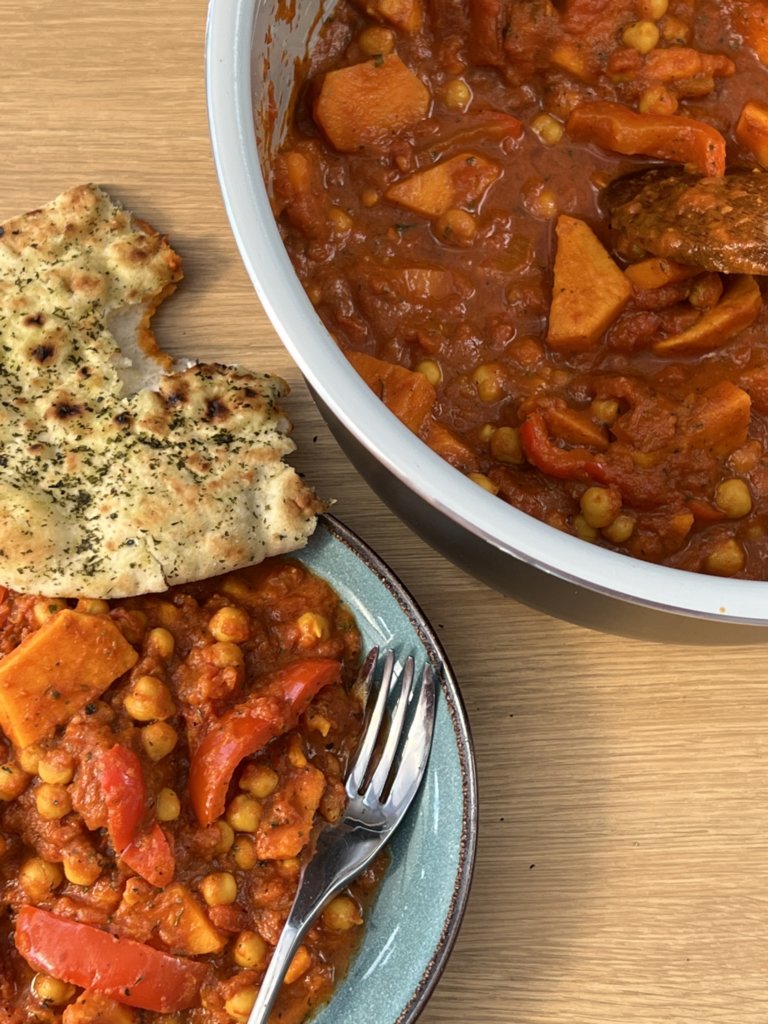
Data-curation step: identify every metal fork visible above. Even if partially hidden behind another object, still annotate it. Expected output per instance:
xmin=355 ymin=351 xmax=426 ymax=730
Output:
xmin=246 ymin=647 xmax=437 ymax=1024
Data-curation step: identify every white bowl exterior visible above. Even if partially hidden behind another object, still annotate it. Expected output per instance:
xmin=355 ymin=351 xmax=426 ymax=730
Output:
xmin=205 ymin=0 xmax=768 ymax=626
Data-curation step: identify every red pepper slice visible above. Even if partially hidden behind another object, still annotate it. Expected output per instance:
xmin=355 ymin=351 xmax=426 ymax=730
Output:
xmin=100 ymin=744 xmax=146 ymax=853
xmin=14 ymin=906 xmax=210 ymax=1012
xmin=189 ymin=658 xmax=341 ymax=827
xmin=519 ymin=413 xmax=597 ymax=482
xmin=566 ymin=101 xmax=726 ymax=176
xmin=121 ymin=822 xmax=176 ymax=888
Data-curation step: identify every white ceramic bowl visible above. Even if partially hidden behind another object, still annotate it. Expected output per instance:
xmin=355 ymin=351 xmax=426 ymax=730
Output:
xmin=205 ymin=0 xmax=768 ymax=642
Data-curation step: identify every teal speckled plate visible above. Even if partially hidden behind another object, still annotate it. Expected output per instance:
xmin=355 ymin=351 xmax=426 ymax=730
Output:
xmin=292 ymin=514 xmax=477 ymax=1024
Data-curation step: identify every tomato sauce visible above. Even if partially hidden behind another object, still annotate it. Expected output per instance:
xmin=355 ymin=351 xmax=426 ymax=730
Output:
xmin=274 ymin=0 xmax=768 ymax=578
xmin=0 ymin=560 xmax=384 ymax=1023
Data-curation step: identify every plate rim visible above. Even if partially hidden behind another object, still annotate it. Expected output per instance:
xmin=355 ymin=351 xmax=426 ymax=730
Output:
xmin=301 ymin=513 xmax=479 ymax=1023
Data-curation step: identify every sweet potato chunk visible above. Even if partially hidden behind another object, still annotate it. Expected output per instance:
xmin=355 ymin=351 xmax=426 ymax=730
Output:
xmin=347 ymin=350 xmax=436 ymax=432
xmin=157 ymin=885 xmax=227 ymax=956
xmin=680 ymin=382 xmax=751 ymax=457
xmin=736 ymin=100 xmax=768 ymax=168
xmin=0 ymin=610 xmax=138 ymax=748
xmin=653 ymin=276 xmax=762 ymax=355
xmin=255 ymin=764 xmax=326 ymax=861
xmin=624 ymin=257 xmax=700 ymax=291
xmin=63 ymin=992 xmax=136 ymax=1024
xmin=385 ymin=152 xmax=501 ymax=217
xmin=353 ymin=0 xmax=423 ymax=32
xmin=313 ymin=54 xmax=430 ymax=153
xmin=547 ymin=215 xmax=632 ymax=351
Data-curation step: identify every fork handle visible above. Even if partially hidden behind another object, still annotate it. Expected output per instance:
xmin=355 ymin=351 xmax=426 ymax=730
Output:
xmin=246 ymin=827 xmax=383 ymax=1024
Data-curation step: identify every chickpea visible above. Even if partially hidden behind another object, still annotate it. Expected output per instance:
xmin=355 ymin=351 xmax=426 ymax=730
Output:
xmin=0 ymin=763 xmax=31 ymax=801
xmin=361 ymin=188 xmax=379 ymax=208
xmin=580 ymin=486 xmax=621 ymax=530
xmin=524 ymin=184 xmax=558 ymax=220
xmin=288 ymin=734 xmax=308 ymax=769
xmin=206 ymin=642 xmax=245 ymax=670
xmin=489 ymin=426 xmax=523 ymax=465
xmin=531 ymin=112 xmax=564 ymax=145
xmin=124 ymin=675 xmax=176 ymax=722
xmin=240 ymin=763 xmax=279 ymax=799
xmin=662 ymin=15 xmax=691 ymax=43
xmin=76 ymin=597 xmax=110 ymax=615
xmin=415 ymin=359 xmax=443 ymax=386
xmin=226 ymin=794 xmax=262 ymax=833
xmin=35 ymin=782 xmax=71 ymax=820
xmin=602 ymin=513 xmax=636 ymax=544
xmin=296 ymin=611 xmax=330 ymax=642
xmin=590 ymin=399 xmax=619 ymax=425
xmin=208 ymin=606 xmax=250 ymax=644
xmin=213 ymin=819 xmax=236 ymax=855
xmin=38 ymin=751 xmax=74 ymax=786
xmin=232 ymin=835 xmax=258 ymax=870
xmin=284 ymin=945 xmax=312 ymax=984
xmin=472 ymin=362 xmax=506 ymax=403
xmin=17 ymin=745 xmax=42 ymax=775
xmin=146 ymin=626 xmax=175 ymax=659
xmin=306 ymin=709 xmax=332 ymax=736
xmin=689 ymin=273 xmax=723 ymax=310
xmin=705 ymin=538 xmax=746 ymax=577
xmin=467 ymin=472 xmax=500 ymax=495
xmin=622 ymin=19 xmax=660 ymax=53
xmin=32 ymin=973 xmax=76 ymax=1006
xmin=200 ymin=871 xmax=238 ymax=907
xmin=443 ymin=78 xmax=472 ymax=111
xmin=156 ymin=787 xmax=181 ymax=822
xmin=573 ymin=514 xmax=598 ymax=541
xmin=357 ymin=25 xmax=395 ymax=57
xmin=638 ymin=0 xmax=668 ymax=18
xmin=478 ymin=422 xmax=495 ymax=443
xmin=33 ymin=597 xmax=67 ymax=625
xmin=323 ymin=895 xmax=363 ymax=932
xmin=233 ymin=930 xmax=269 ymax=970
xmin=63 ymin=844 xmax=102 ymax=886
xmin=278 ymin=857 xmax=301 ymax=876
xmin=141 ymin=721 xmax=178 ymax=762
xmin=714 ymin=479 xmax=752 ymax=519
xmin=638 ymin=85 xmax=678 ymax=115
xmin=435 ymin=207 xmax=477 ymax=245
xmin=224 ymin=985 xmax=260 ymax=1022
xmin=19 ymin=857 xmax=64 ymax=900
xmin=328 ymin=207 xmax=353 ymax=234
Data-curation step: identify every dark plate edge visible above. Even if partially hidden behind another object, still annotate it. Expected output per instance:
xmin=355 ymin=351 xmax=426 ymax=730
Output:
xmin=315 ymin=513 xmax=479 ymax=1024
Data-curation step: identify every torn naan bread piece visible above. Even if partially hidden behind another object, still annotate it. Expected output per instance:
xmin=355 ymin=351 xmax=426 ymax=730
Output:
xmin=0 ymin=184 xmax=322 ymax=598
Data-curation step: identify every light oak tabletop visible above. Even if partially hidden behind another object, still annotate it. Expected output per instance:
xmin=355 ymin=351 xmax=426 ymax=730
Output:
xmin=2 ymin=3 xmax=768 ymax=1022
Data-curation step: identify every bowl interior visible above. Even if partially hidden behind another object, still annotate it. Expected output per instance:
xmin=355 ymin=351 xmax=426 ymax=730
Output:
xmin=292 ymin=516 xmax=477 ymax=1023
xmin=205 ymin=0 xmax=768 ymax=631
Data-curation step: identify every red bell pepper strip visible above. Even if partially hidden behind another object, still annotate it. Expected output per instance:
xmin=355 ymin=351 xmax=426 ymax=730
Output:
xmin=189 ymin=658 xmax=341 ymax=827
xmin=519 ymin=413 xmax=598 ymax=482
xmin=566 ymin=101 xmax=726 ymax=176
xmin=121 ymin=822 xmax=175 ymax=888
xmin=14 ymin=906 xmax=210 ymax=1012
xmin=100 ymin=744 xmax=146 ymax=853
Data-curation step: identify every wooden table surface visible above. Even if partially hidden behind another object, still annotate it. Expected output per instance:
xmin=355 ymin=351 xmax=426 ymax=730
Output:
xmin=3 ymin=3 xmax=768 ymax=1022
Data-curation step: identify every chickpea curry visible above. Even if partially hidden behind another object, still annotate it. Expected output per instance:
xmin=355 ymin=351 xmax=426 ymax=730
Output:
xmin=273 ymin=0 xmax=768 ymax=578
xmin=0 ymin=559 xmax=383 ymax=1023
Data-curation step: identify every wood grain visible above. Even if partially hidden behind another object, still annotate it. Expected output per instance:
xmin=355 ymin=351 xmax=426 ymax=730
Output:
xmin=2 ymin=3 xmax=768 ymax=1022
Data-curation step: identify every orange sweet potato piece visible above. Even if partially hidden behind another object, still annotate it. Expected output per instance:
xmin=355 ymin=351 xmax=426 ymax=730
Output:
xmin=255 ymin=765 xmax=326 ymax=861
xmin=157 ymin=885 xmax=227 ymax=956
xmin=736 ymin=100 xmax=768 ymax=167
xmin=624 ymin=257 xmax=700 ymax=291
xmin=422 ymin=421 xmax=478 ymax=471
xmin=63 ymin=991 xmax=136 ymax=1024
xmin=680 ymin=382 xmax=751 ymax=457
xmin=0 ymin=610 xmax=138 ymax=749
xmin=731 ymin=1 xmax=768 ymax=64
xmin=353 ymin=0 xmax=423 ymax=32
xmin=653 ymin=276 xmax=762 ymax=355
xmin=385 ymin=152 xmax=501 ymax=217
xmin=314 ymin=54 xmax=430 ymax=153
xmin=547 ymin=215 xmax=632 ymax=351
xmin=347 ymin=351 xmax=436 ymax=432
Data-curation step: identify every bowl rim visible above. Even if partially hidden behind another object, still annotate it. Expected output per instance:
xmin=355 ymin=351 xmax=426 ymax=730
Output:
xmin=204 ymin=0 xmax=768 ymax=626
xmin=304 ymin=513 xmax=478 ymax=1023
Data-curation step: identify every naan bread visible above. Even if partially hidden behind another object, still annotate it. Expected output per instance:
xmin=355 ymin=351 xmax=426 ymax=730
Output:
xmin=0 ymin=184 xmax=322 ymax=598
